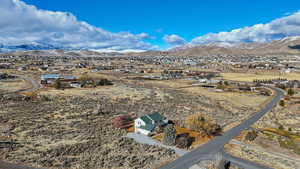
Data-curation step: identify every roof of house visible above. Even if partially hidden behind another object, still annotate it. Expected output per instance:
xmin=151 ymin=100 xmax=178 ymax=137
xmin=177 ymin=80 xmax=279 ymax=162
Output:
xmin=140 ymin=116 xmax=153 ymax=125
xmin=139 ymin=112 xmax=166 ymax=126
xmin=41 ymin=74 xmax=60 ymax=80
xmin=63 ymin=75 xmax=77 ymax=80
xmin=139 ymin=123 xmax=155 ymax=131
xmin=147 ymin=112 xmax=166 ymax=123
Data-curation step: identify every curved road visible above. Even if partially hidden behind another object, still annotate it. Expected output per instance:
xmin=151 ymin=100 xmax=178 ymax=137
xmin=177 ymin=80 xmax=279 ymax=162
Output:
xmin=159 ymin=87 xmax=285 ymax=169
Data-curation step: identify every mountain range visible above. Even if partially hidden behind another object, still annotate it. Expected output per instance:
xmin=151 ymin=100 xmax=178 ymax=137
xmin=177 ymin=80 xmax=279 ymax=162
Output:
xmin=2 ymin=36 xmax=300 ymax=56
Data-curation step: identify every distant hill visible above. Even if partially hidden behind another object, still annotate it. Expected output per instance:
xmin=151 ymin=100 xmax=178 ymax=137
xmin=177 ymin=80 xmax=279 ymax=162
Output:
xmin=2 ymin=36 xmax=300 ymax=57
xmin=165 ymin=36 xmax=300 ymax=56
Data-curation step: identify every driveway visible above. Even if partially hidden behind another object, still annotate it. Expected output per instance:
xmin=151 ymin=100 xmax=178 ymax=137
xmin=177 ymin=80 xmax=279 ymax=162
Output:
xmin=126 ymin=133 xmax=188 ymax=156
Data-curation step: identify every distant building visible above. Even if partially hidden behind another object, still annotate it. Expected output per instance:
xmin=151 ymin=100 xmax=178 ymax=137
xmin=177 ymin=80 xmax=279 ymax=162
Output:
xmin=0 ymin=73 xmax=6 ymax=80
xmin=62 ymin=75 xmax=77 ymax=81
xmin=0 ymin=63 xmax=11 ymax=69
xmin=134 ymin=112 xmax=168 ymax=135
xmin=70 ymin=82 xmax=83 ymax=88
xmin=41 ymin=74 xmax=60 ymax=84
xmin=41 ymin=74 xmax=78 ymax=84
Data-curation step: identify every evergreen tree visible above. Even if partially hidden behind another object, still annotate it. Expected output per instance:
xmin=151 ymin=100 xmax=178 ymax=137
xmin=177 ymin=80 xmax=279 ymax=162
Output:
xmin=53 ymin=79 xmax=61 ymax=89
xmin=287 ymin=88 xmax=295 ymax=96
xmin=279 ymin=100 xmax=285 ymax=107
xmin=163 ymin=124 xmax=176 ymax=146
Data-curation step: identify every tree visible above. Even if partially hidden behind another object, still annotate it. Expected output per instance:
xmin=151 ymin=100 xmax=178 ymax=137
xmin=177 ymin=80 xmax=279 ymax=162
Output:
xmin=224 ymin=81 xmax=229 ymax=86
xmin=79 ymin=75 xmax=92 ymax=86
xmin=53 ymin=79 xmax=61 ymax=89
xmin=216 ymin=84 xmax=226 ymax=90
xmin=287 ymin=88 xmax=295 ymax=96
xmin=279 ymin=100 xmax=285 ymax=107
xmin=163 ymin=124 xmax=176 ymax=146
xmin=245 ymin=130 xmax=258 ymax=141
xmin=96 ymin=79 xmax=113 ymax=86
xmin=278 ymin=124 xmax=284 ymax=130
xmin=186 ymin=113 xmax=221 ymax=136
xmin=276 ymin=84 xmax=286 ymax=90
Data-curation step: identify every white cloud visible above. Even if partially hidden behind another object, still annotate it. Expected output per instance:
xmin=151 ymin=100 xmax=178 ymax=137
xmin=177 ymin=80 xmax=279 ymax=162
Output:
xmin=191 ymin=11 xmax=300 ymax=44
xmin=163 ymin=34 xmax=186 ymax=46
xmin=0 ymin=0 xmax=156 ymax=51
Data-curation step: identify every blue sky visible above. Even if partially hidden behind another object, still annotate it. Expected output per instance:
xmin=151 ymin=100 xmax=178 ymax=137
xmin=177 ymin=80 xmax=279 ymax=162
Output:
xmin=1 ymin=0 xmax=300 ymax=51
xmin=22 ymin=0 xmax=300 ymax=48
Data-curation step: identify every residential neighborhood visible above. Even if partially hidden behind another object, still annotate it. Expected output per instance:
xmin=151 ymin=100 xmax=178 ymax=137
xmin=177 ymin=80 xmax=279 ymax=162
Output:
xmin=1 ymin=1 xmax=300 ymax=169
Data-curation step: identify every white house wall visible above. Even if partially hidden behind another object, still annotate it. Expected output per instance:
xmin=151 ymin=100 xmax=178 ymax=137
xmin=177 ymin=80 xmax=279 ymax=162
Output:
xmin=134 ymin=118 xmax=146 ymax=133
xmin=136 ymin=128 xmax=151 ymax=135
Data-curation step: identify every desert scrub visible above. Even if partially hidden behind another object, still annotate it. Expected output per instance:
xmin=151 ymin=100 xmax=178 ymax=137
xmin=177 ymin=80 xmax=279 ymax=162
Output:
xmin=245 ymin=130 xmax=258 ymax=141
xmin=278 ymin=137 xmax=300 ymax=155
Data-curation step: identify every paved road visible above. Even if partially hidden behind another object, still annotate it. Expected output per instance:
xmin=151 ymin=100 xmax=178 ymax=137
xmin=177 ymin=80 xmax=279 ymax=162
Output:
xmin=159 ymin=87 xmax=285 ymax=169
xmin=126 ymin=133 xmax=188 ymax=156
xmin=221 ymin=150 xmax=273 ymax=169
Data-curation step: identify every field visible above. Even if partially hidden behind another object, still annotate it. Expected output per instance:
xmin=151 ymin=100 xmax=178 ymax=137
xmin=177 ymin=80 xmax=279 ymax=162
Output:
xmin=0 ymin=94 xmax=177 ymax=169
xmin=0 ymin=70 xmax=273 ymax=169
xmin=220 ymin=72 xmax=300 ymax=82
xmin=0 ymin=79 xmax=29 ymax=93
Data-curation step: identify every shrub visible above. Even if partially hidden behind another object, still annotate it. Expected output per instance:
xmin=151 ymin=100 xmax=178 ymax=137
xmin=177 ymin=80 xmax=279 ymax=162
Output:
xmin=276 ymin=84 xmax=286 ymax=90
xmin=185 ymin=113 xmax=221 ymax=136
xmin=53 ymin=79 xmax=62 ymax=89
xmin=79 ymin=75 xmax=92 ymax=86
xmin=96 ymin=79 xmax=113 ymax=86
xmin=163 ymin=124 xmax=176 ymax=146
xmin=23 ymin=91 xmax=38 ymax=100
xmin=245 ymin=130 xmax=258 ymax=141
xmin=279 ymin=100 xmax=285 ymax=107
xmin=287 ymin=88 xmax=295 ymax=96
xmin=175 ymin=134 xmax=193 ymax=149
xmin=278 ymin=124 xmax=284 ymax=130
xmin=216 ymin=84 xmax=226 ymax=90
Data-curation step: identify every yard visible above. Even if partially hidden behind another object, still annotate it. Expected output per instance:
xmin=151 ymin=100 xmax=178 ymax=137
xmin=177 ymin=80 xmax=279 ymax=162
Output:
xmin=152 ymin=126 xmax=212 ymax=148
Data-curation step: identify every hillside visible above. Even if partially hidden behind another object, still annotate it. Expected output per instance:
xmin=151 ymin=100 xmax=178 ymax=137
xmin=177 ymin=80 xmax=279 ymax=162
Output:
xmin=2 ymin=36 xmax=300 ymax=57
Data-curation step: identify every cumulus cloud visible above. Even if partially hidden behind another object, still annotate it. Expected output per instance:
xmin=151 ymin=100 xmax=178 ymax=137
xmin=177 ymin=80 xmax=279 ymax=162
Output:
xmin=0 ymin=0 xmax=156 ymax=51
xmin=163 ymin=34 xmax=186 ymax=46
xmin=191 ymin=11 xmax=300 ymax=44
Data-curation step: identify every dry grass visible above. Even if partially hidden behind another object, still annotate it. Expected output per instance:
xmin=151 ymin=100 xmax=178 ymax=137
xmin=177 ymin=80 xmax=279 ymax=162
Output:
xmin=39 ymin=83 xmax=152 ymax=101
xmin=183 ymin=87 xmax=268 ymax=108
xmin=220 ymin=72 xmax=300 ymax=82
xmin=152 ymin=126 xmax=211 ymax=148
xmin=127 ymin=126 xmax=135 ymax=133
xmin=263 ymin=128 xmax=300 ymax=142
xmin=0 ymin=79 xmax=29 ymax=92
xmin=141 ymin=79 xmax=268 ymax=108
xmin=142 ymin=79 xmax=195 ymax=89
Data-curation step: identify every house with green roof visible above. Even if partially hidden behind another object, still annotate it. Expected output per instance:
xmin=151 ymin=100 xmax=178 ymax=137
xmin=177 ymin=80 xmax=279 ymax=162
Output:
xmin=134 ymin=112 xmax=169 ymax=135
